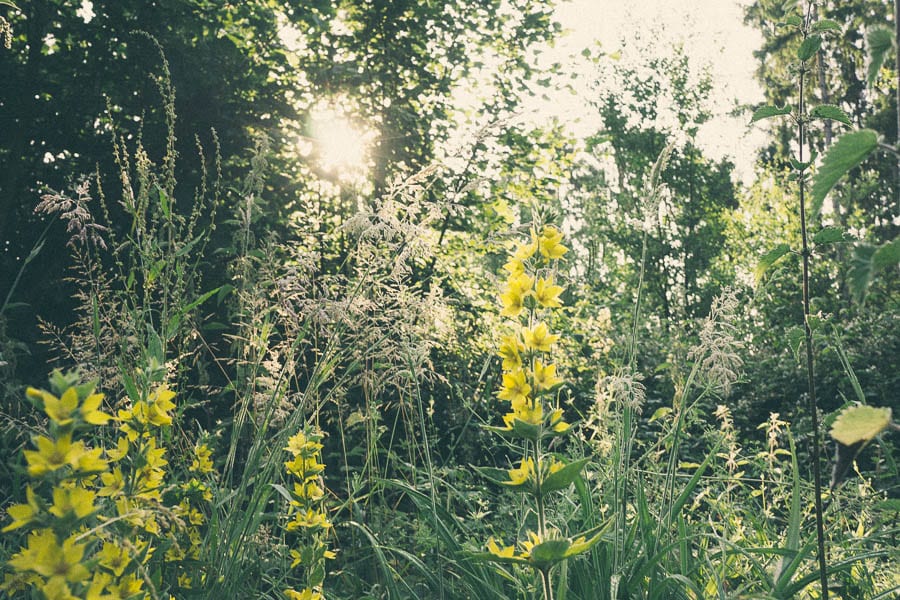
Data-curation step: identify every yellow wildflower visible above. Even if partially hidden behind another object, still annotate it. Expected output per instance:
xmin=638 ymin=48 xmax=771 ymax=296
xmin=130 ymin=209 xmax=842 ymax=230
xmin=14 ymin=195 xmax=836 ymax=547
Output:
xmin=284 ymin=589 xmax=323 ymax=600
xmin=9 ymin=529 xmax=90 ymax=584
xmin=286 ymin=508 xmax=331 ymax=531
xmin=79 ymin=392 xmax=111 ymax=425
xmin=533 ymin=360 xmax=562 ymax=391
xmin=29 ymin=387 xmax=78 ymax=426
xmin=534 ymin=277 xmax=564 ymax=308
xmin=97 ymin=542 xmax=130 ymax=577
xmin=48 ymin=486 xmax=96 ymax=520
xmin=505 ymin=457 xmax=534 ymax=486
xmin=498 ymin=334 xmax=524 ymax=371
xmin=190 ymin=444 xmax=214 ymax=474
xmin=98 ymin=468 xmax=125 ymax=497
xmin=486 ymin=536 xmax=517 ymax=558
xmin=40 ymin=577 xmax=79 ymax=600
xmin=523 ymin=322 xmax=559 ymax=352
xmin=513 ymin=234 xmax=538 ymax=260
xmin=538 ymin=226 xmax=567 ymax=259
xmin=24 ymin=433 xmax=83 ymax=476
xmin=497 ymin=370 xmax=531 ymax=405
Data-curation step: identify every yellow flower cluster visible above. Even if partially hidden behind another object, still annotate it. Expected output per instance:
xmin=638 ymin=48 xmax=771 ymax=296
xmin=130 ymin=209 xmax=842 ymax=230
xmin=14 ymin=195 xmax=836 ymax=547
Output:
xmin=283 ymin=428 xmax=334 ymax=600
xmin=496 ymin=226 xmax=569 ymax=434
xmin=2 ymin=376 xmax=151 ymax=600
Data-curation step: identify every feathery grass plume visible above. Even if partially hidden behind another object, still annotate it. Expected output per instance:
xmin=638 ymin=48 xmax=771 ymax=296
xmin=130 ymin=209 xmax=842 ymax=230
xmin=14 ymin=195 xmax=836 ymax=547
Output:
xmin=35 ymin=179 xmax=109 ymax=251
xmin=688 ymin=287 xmax=744 ymax=397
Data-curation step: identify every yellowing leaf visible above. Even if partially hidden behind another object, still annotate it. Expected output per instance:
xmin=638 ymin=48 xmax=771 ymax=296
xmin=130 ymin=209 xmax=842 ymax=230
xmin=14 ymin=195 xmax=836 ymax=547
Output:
xmin=829 ymin=405 xmax=892 ymax=446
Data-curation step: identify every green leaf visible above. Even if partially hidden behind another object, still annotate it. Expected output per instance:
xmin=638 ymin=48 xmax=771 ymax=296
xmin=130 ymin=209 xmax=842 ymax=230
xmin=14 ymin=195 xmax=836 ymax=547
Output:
xmin=779 ymin=15 xmax=803 ymax=28
xmin=541 ymin=457 xmax=590 ymax=494
xmin=158 ymin=186 xmax=170 ymax=219
xmin=797 ymin=34 xmax=822 ymax=61
xmin=269 ymin=483 xmax=293 ymax=503
xmin=866 ymin=25 xmax=895 ymax=87
xmin=812 ymin=226 xmax=849 ymax=245
xmin=829 ymin=405 xmax=892 ymax=446
xmin=785 ymin=326 xmax=805 ymax=362
xmin=872 ymin=235 xmax=900 ymax=270
xmin=848 ymin=243 xmax=877 ymax=304
xmin=529 ymin=539 xmax=571 ymax=569
xmin=811 ymin=19 xmax=841 ymax=33
xmin=750 ymin=104 xmax=791 ymax=124
xmin=649 ymin=406 xmax=672 ymax=422
xmin=809 ymin=129 xmax=878 ymax=221
xmin=809 ymin=104 xmax=852 ymax=126
xmin=754 ymin=243 xmax=792 ymax=285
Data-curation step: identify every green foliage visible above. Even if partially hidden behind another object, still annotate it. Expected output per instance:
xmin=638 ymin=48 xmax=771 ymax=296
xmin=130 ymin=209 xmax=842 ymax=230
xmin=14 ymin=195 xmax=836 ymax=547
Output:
xmin=809 ymin=129 xmax=879 ymax=220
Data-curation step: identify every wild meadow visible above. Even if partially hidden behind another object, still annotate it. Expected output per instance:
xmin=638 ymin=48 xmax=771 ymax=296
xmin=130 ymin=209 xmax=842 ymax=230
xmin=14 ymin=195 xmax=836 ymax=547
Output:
xmin=0 ymin=1 xmax=898 ymax=599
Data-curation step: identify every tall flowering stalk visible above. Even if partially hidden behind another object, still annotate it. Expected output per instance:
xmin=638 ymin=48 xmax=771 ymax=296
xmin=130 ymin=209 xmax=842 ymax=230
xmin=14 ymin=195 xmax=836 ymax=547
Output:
xmin=282 ymin=428 xmax=334 ymax=600
xmin=476 ymin=226 xmax=604 ymax=600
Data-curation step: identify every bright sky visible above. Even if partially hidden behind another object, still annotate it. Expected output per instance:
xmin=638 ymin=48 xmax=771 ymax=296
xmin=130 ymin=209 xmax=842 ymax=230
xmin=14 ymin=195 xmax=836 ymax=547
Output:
xmin=530 ymin=0 xmax=767 ymax=182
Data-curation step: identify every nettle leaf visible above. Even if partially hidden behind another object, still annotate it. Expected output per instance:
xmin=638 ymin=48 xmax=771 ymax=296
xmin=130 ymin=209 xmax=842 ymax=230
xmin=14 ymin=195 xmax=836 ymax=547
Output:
xmin=754 ymin=243 xmax=792 ymax=285
xmin=809 ymin=104 xmax=852 ymax=126
xmin=810 ymin=129 xmax=878 ymax=221
xmin=797 ymin=34 xmax=823 ymax=61
xmin=830 ymin=405 xmax=892 ymax=446
xmin=750 ymin=104 xmax=791 ymax=124
xmin=866 ymin=25 xmax=896 ymax=87
xmin=541 ymin=457 xmax=589 ymax=494
xmin=785 ymin=326 xmax=805 ymax=363
xmin=811 ymin=19 xmax=841 ymax=33
xmin=812 ymin=226 xmax=849 ymax=245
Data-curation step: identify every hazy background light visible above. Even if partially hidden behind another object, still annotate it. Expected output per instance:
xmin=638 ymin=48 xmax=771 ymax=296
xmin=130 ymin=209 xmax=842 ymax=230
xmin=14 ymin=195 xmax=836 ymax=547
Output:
xmin=308 ymin=106 xmax=374 ymax=184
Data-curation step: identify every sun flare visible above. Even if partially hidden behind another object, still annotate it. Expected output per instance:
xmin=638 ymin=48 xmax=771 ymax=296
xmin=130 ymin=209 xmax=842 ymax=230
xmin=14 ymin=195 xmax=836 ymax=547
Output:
xmin=308 ymin=107 xmax=372 ymax=180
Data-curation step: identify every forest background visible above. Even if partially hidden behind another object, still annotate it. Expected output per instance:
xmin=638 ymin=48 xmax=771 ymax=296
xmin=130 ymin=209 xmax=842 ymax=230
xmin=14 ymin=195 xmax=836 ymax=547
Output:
xmin=0 ymin=0 xmax=897 ymax=599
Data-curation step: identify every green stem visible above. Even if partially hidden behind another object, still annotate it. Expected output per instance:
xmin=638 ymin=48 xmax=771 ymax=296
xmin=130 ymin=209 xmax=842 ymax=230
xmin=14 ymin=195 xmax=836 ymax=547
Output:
xmin=540 ymin=567 xmax=555 ymax=600
xmin=798 ymin=9 xmax=828 ymax=597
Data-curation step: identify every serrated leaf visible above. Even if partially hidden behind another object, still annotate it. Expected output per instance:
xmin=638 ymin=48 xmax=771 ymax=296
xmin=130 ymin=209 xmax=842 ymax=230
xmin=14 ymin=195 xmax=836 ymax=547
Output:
xmin=750 ymin=104 xmax=792 ymax=124
xmin=797 ymin=34 xmax=823 ymax=61
xmin=866 ymin=25 xmax=895 ymax=87
xmin=809 ymin=104 xmax=852 ymax=126
xmin=779 ymin=15 xmax=803 ymax=28
xmin=811 ymin=19 xmax=841 ymax=33
xmin=754 ymin=243 xmax=792 ymax=284
xmin=829 ymin=405 xmax=892 ymax=446
xmin=809 ymin=129 xmax=878 ymax=221
xmin=785 ymin=326 xmax=805 ymax=362
xmin=542 ymin=457 xmax=589 ymax=494
xmin=812 ymin=226 xmax=848 ymax=245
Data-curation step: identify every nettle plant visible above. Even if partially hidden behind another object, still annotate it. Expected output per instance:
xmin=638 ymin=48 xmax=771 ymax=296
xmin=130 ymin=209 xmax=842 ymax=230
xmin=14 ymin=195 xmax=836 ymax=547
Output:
xmin=751 ymin=2 xmax=899 ymax=597
xmin=473 ymin=225 xmax=604 ymax=600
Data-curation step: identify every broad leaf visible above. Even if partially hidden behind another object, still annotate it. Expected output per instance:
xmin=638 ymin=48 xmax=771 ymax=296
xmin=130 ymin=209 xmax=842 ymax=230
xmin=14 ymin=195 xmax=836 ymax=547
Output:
xmin=848 ymin=244 xmax=877 ymax=304
xmin=812 ymin=226 xmax=849 ymax=245
xmin=797 ymin=34 xmax=822 ymax=61
xmin=809 ymin=129 xmax=878 ymax=221
xmin=750 ymin=104 xmax=791 ymax=124
xmin=830 ymin=405 xmax=892 ymax=446
xmin=754 ymin=243 xmax=792 ymax=285
xmin=872 ymin=235 xmax=900 ymax=269
xmin=866 ymin=25 xmax=895 ymax=87
xmin=811 ymin=19 xmax=841 ymax=33
xmin=541 ymin=457 xmax=589 ymax=494
xmin=809 ymin=104 xmax=851 ymax=126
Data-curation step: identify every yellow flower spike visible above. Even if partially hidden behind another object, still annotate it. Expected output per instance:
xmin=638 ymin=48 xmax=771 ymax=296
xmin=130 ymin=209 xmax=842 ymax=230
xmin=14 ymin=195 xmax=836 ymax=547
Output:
xmin=24 ymin=433 xmax=83 ymax=477
xmin=523 ymin=322 xmax=559 ymax=352
xmin=497 ymin=369 xmax=531 ymax=405
xmin=515 ymin=399 xmax=543 ymax=425
xmin=505 ymin=457 xmax=534 ymax=486
xmin=33 ymin=387 xmax=79 ymax=426
xmin=86 ymin=572 xmax=112 ymax=600
xmin=533 ymin=360 xmax=562 ymax=391
xmin=48 ymin=486 xmax=96 ymax=520
xmin=79 ymin=392 xmax=111 ymax=425
xmin=97 ymin=542 xmax=130 ymax=577
xmin=534 ymin=277 xmax=564 ymax=308
xmin=102 ymin=573 xmax=143 ymax=598
xmin=190 ymin=444 xmax=214 ymax=474
xmin=507 ymin=272 xmax=534 ymax=294
xmin=3 ymin=485 xmax=41 ymax=532
xmin=539 ymin=226 xmax=567 ymax=259
xmin=289 ymin=548 xmax=303 ymax=568
xmin=486 ymin=536 xmax=517 ymax=558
